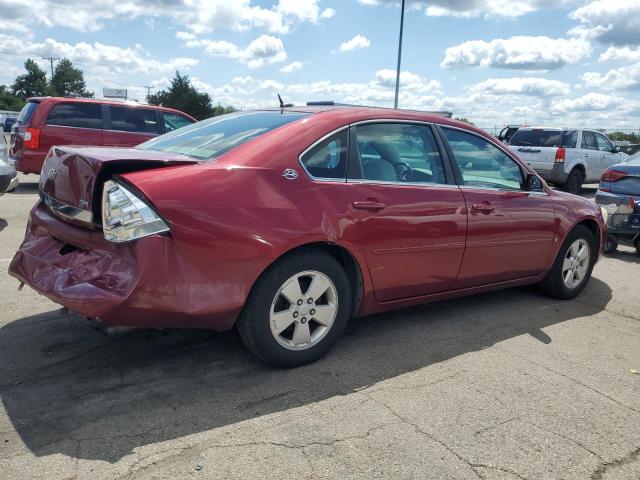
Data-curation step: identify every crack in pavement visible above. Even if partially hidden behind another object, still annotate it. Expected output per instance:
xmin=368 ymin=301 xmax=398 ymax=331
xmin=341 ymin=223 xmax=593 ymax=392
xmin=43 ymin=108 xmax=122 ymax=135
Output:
xmin=591 ymin=446 xmax=640 ymax=480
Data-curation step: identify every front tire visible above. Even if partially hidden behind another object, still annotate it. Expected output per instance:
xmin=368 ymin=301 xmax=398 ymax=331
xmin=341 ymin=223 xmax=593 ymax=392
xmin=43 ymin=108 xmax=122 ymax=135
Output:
xmin=538 ymin=225 xmax=596 ymax=299
xmin=562 ymin=168 xmax=584 ymax=195
xmin=237 ymin=250 xmax=351 ymax=368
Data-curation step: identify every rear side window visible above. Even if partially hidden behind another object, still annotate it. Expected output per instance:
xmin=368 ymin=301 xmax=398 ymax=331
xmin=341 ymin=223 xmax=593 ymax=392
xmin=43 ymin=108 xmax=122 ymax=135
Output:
xmin=351 ymin=123 xmax=447 ymax=184
xmin=443 ymin=128 xmax=524 ymax=190
xmin=581 ymin=132 xmax=597 ymax=150
xmin=561 ymin=130 xmax=578 ymax=148
xmin=109 ymin=106 xmax=159 ymax=134
xmin=46 ymin=103 xmax=102 ymax=129
xmin=139 ymin=111 xmax=309 ymax=161
xmin=301 ymin=130 xmax=348 ymax=179
xmin=163 ymin=112 xmax=193 ymax=132
xmin=509 ymin=129 xmax=563 ymax=147
xmin=17 ymin=102 xmax=39 ymax=125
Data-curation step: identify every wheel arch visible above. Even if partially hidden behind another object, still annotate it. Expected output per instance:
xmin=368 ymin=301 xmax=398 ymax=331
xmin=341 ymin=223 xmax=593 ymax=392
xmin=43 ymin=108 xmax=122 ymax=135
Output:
xmin=252 ymin=242 xmax=365 ymax=318
xmin=575 ymin=218 xmax=602 ymax=254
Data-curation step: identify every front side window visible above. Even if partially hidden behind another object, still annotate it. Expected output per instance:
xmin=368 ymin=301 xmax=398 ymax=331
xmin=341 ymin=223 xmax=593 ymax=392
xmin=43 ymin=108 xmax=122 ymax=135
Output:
xmin=581 ymin=131 xmax=598 ymax=150
xmin=300 ymin=130 xmax=348 ymax=179
xmin=46 ymin=103 xmax=102 ymax=129
xmin=164 ymin=112 xmax=193 ymax=132
xmin=140 ymin=111 xmax=309 ymax=161
xmin=443 ymin=128 xmax=524 ymax=190
xmin=109 ymin=106 xmax=159 ymax=134
xmin=351 ymin=123 xmax=446 ymax=184
xmin=595 ymin=133 xmax=613 ymax=152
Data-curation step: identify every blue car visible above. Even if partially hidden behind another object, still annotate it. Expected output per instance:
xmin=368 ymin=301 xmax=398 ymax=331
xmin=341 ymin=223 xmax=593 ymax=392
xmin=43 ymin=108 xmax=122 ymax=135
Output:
xmin=3 ymin=116 xmax=17 ymax=133
xmin=596 ymin=152 xmax=640 ymax=254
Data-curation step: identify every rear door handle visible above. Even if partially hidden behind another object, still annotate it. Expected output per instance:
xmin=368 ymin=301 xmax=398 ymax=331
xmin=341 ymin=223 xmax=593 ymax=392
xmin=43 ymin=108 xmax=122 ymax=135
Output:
xmin=353 ymin=200 xmax=386 ymax=211
xmin=471 ymin=202 xmax=495 ymax=213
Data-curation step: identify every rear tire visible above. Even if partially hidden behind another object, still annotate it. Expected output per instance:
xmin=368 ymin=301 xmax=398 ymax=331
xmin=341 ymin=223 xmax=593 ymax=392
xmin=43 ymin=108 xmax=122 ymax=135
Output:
xmin=604 ymin=234 xmax=618 ymax=254
xmin=562 ymin=168 xmax=584 ymax=195
xmin=538 ymin=225 xmax=596 ymax=300
xmin=237 ymin=249 xmax=351 ymax=368
xmin=635 ymin=237 xmax=640 ymax=257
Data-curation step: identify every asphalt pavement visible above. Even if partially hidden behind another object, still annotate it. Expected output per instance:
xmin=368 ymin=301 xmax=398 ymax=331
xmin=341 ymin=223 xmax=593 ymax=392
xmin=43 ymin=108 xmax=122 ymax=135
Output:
xmin=0 ymin=176 xmax=639 ymax=480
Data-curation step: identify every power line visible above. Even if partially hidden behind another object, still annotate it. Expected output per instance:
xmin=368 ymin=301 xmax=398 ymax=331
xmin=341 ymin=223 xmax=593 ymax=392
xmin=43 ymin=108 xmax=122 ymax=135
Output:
xmin=141 ymin=85 xmax=154 ymax=101
xmin=42 ymin=56 xmax=60 ymax=80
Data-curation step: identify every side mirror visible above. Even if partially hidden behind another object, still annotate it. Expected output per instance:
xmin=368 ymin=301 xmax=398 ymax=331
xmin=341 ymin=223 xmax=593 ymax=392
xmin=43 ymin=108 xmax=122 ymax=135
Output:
xmin=611 ymin=146 xmax=621 ymax=153
xmin=525 ymin=173 xmax=544 ymax=192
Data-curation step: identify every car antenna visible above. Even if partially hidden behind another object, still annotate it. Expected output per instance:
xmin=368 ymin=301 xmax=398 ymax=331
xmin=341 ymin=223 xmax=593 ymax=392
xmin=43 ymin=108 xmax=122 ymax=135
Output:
xmin=277 ymin=93 xmax=293 ymax=109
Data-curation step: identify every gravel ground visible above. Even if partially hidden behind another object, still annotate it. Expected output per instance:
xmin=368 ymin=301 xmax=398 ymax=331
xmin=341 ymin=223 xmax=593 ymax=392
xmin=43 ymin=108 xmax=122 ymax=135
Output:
xmin=0 ymin=176 xmax=639 ymax=480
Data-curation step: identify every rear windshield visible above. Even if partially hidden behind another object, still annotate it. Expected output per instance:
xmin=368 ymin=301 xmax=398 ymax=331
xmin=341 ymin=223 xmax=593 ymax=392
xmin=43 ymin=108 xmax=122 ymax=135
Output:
xmin=139 ymin=111 xmax=309 ymax=160
xmin=509 ymin=129 xmax=577 ymax=148
xmin=17 ymin=101 xmax=39 ymax=125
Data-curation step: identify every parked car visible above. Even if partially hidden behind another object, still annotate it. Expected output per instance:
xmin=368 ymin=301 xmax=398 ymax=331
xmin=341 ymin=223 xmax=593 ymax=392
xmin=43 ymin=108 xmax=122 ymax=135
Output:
xmin=0 ymin=130 xmax=18 ymax=194
xmin=595 ymin=152 xmax=640 ymax=254
xmin=508 ymin=127 xmax=628 ymax=194
xmin=9 ymin=107 xmax=606 ymax=367
xmin=3 ymin=116 xmax=17 ymax=133
xmin=497 ymin=125 xmax=522 ymax=144
xmin=9 ymin=97 xmax=196 ymax=174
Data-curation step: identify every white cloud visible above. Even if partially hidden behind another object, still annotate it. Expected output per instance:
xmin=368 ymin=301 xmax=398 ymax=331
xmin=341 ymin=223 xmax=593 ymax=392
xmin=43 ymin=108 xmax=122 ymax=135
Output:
xmin=582 ymin=63 xmax=640 ymax=91
xmin=320 ymin=8 xmax=336 ymax=19
xmin=470 ymin=77 xmax=571 ymax=96
xmin=357 ymin=0 xmax=576 ymax=18
xmin=175 ymin=31 xmax=196 ymax=41
xmin=570 ymin=0 xmax=640 ymax=46
xmin=339 ymin=35 xmax=371 ymax=52
xmin=441 ymin=35 xmax=592 ymax=70
xmin=0 ymin=0 xmax=333 ymax=35
xmin=551 ymin=92 xmax=627 ymax=114
xmin=187 ymin=35 xmax=287 ymax=69
xmin=599 ymin=47 xmax=640 ymax=63
xmin=280 ymin=61 xmax=303 ymax=73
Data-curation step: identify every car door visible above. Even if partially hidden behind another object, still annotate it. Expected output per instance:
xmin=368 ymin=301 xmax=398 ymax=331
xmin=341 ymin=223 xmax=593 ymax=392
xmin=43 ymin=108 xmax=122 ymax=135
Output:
xmin=594 ymin=132 xmax=618 ymax=176
xmin=103 ymin=105 xmax=161 ymax=147
xmin=440 ymin=126 xmax=556 ymax=289
xmin=580 ymin=131 xmax=600 ymax=181
xmin=344 ymin=122 xmax=467 ymax=302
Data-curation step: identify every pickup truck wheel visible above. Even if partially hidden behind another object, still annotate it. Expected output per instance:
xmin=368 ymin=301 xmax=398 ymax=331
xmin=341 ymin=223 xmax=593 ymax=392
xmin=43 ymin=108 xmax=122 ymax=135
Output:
xmin=538 ymin=225 xmax=596 ymax=300
xmin=604 ymin=234 xmax=618 ymax=254
xmin=237 ymin=250 xmax=351 ymax=368
xmin=562 ymin=168 xmax=584 ymax=195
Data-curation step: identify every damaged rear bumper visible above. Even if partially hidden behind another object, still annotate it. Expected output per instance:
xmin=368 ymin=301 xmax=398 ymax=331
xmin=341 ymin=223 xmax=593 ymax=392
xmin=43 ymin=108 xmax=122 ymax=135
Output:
xmin=9 ymin=202 xmax=244 ymax=331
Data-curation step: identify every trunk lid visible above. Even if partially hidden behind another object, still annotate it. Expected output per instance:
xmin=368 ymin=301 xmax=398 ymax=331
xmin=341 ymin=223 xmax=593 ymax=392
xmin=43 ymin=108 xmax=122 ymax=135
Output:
xmin=39 ymin=146 xmax=199 ymax=228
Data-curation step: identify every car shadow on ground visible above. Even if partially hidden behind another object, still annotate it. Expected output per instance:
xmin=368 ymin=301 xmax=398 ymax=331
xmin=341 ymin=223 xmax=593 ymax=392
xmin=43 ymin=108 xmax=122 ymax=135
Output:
xmin=0 ymin=218 xmax=7 ymax=233
xmin=8 ymin=182 xmax=38 ymax=195
xmin=0 ymin=278 xmax=612 ymax=463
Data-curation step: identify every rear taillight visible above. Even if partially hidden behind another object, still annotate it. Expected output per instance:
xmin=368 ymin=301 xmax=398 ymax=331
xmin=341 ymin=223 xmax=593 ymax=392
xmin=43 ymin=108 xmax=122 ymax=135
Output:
xmin=554 ymin=147 xmax=565 ymax=163
xmin=600 ymin=169 xmax=627 ymax=182
xmin=23 ymin=128 xmax=40 ymax=149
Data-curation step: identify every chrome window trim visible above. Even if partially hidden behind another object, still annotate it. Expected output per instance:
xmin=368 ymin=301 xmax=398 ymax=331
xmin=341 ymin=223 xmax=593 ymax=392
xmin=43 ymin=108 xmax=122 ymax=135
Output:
xmin=437 ymin=123 xmax=550 ymax=197
xmin=44 ymin=124 xmax=102 ymax=132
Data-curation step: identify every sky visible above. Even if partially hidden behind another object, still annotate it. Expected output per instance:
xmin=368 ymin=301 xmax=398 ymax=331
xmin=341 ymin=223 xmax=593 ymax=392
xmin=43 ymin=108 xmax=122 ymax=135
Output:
xmin=1 ymin=0 xmax=640 ymax=130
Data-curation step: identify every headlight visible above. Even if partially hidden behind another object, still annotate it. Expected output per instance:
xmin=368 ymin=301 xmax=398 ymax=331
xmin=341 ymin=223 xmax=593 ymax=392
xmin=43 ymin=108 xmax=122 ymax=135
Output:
xmin=599 ymin=205 xmax=609 ymax=223
xmin=102 ymin=180 xmax=169 ymax=243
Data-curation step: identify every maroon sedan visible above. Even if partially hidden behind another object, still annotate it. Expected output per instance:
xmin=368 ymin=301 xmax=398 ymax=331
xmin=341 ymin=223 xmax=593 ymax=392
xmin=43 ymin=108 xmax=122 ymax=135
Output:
xmin=9 ymin=106 xmax=606 ymax=367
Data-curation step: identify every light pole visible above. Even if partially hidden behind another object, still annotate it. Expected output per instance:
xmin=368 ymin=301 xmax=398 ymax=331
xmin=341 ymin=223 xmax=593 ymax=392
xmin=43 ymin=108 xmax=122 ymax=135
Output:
xmin=393 ymin=0 xmax=406 ymax=109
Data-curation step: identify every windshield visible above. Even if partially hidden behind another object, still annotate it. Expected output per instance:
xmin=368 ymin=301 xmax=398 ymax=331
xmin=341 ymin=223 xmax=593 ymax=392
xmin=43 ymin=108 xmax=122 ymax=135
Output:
xmin=139 ymin=111 xmax=309 ymax=160
xmin=509 ymin=129 xmax=574 ymax=148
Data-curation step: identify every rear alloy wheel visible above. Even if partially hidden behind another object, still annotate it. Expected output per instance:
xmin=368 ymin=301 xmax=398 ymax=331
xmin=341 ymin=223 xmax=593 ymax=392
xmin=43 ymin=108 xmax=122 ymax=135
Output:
xmin=538 ymin=225 xmax=596 ymax=299
xmin=562 ymin=168 xmax=584 ymax=195
xmin=237 ymin=250 xmax=351 ymax=368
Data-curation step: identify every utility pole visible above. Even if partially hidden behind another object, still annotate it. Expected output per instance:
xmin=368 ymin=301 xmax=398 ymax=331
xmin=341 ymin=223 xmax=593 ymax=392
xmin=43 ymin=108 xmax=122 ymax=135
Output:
xmin=393 ymin=0 xmax=406 ymax=109
xmin=42 ymin=56 xmax=60 ymax=80
xmin=142 ymin=86 xmax=154 ymax=102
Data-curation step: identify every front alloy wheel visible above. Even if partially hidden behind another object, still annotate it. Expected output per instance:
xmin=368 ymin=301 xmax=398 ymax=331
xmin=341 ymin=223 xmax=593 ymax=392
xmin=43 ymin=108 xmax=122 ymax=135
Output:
xmin=561 ymin=239 xmax=590 ymax=289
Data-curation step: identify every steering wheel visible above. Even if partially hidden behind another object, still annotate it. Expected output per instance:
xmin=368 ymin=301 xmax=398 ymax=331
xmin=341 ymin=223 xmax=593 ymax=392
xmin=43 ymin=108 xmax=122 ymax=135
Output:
xmin=393 ymin=161 xmax=413 ymax=182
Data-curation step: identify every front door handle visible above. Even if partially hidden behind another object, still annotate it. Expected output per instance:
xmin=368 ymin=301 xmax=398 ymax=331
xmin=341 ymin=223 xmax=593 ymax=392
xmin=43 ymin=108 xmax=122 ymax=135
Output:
xmin=353 ymin=200 xmax=386 ymax=211
xmin=471 ymin=202 xmax=494 ymax=213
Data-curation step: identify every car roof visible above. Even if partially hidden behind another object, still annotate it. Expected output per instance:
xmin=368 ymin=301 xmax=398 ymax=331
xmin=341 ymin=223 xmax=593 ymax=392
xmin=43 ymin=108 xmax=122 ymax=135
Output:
xmin=25 ymin=96 xmax=196 ymax=120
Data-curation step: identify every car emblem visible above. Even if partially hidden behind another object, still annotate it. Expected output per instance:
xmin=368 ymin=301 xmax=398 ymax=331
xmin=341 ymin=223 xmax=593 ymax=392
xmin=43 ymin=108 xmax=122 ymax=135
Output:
xmin=47 ymin=169 xmax=57 ymax=180
xmin=282 ymin=168 xmax=298 ymax=180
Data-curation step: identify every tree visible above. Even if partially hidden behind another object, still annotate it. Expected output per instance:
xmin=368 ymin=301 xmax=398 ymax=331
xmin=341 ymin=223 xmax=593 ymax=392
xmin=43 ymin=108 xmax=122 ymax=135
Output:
xmin=454 ymin=117 xmax=475 ymax=126
xmin=0 ymin=86 xmax=25 ymax=111
xmin=49 ymin=58 xmax=93 ymax=97
xmin=11 ymin=59 xmax=47 ymax=99
xmin=148 ymin=71 xmax=233 ymax=120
